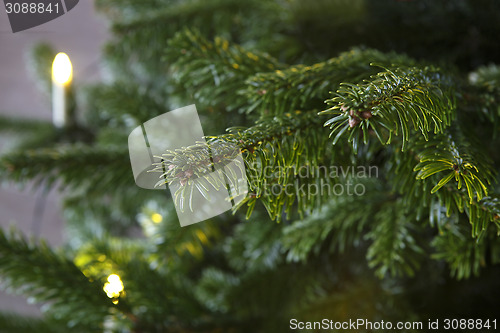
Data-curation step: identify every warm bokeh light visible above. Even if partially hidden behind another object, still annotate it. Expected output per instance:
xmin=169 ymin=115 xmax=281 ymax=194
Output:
xmin=103 ymin=274 xmax=124 ymax=299
xmin=151 ymin=213 xmax=163 ymax=223
xmin=52 ymin=52 xmax=73 ymax=85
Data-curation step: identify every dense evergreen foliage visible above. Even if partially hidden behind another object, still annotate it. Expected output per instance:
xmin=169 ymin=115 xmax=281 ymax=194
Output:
xmin=1 ymin=0 xmax=500 ymax=332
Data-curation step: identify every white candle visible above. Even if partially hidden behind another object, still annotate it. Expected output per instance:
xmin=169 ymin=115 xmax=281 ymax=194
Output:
xmin=52 ymin=53 xmax=73 ymax=128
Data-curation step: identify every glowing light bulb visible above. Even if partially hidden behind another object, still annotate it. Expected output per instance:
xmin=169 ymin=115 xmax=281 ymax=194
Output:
xmin=103 ymin=274 xmax=124 ymax=299
xmin=151 ymin=213 xmax=163 ymax=224
xmin=52 ymin=53 xmax=73 ymax=85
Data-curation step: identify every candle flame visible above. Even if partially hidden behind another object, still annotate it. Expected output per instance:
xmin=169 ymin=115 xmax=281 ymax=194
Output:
xmin=52 ymin=53 xmax=73 ymax=85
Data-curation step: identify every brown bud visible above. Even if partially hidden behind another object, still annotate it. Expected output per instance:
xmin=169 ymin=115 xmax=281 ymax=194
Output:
xmin=349 ymin=116 xmax=360 ymax=128
xmin=360 ymin=111 xmax=372 ymax=119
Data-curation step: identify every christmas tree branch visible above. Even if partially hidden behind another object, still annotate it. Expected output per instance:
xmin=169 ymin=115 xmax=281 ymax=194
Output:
xmin=100 ymin=0 xmax=283 ymax=80
xmin=0 ymin=115 xmax=53 ymax=134
xmin=0 ymin=312 xmax=68 ymax=333
xmin=321 ymin=66 xmax=455 ymax=151
xmin=94 ymin=0 xmax=174 ymax=20
xmin=463 ymin=64 xmax=500 ymax=128
xmin=165 ymin=28 xmax=282 ymax=112
xmin=431 ymin=220 xmax=489 ymax=280
xmin=73 ymin=237 xmax=212 ymax=331
xmin=84 ymin=82 xmax=169 ymax=130
xmin=0 ymin=115 xmax=96 ymax=151
xmin=25 ymin=42 xmax=57 ymax=99
xmin=138 ymin=201 xmax=221 ymax=265
xmin=225 ymin=212 xmax=283 ymax=272
xmin=282 ymin=178 xmax=388 ymax=263
xmin=388 ymin=129 xmax=498 ymax=237
xmin=244 ymin=48 xmax=416 ymax=116
xmin=0 ymin=145 xmax=130 ymax=193
xmin=0 ymin=228 xmax=110 ymax=330
xmin=365 ymin=200 xmax=425 ymax=278
xmin=151 ymin=111 xmax=338 ymax=221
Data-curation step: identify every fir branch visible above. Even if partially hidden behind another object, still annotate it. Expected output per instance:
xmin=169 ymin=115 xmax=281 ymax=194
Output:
xmin=0 ymin=116 xmax=93 ymax=150
xmin=0 ymin=115 xmax=57 ymax=151
xmin=108 ymin=0 xmax=263 ymax=30
xmin=282 ymin=178 xmax=387 ymax=263
xmin=73 ymin=237 xmax=210 ymax=331
xmin=470 ymin=63 xmax=500 ymax=88
xmin=321 ymin=66 xmax=455 ymax=151
xmin=0 ymin=229 xmax=110 ymax=331
xmin=0 ymin=312 xmax=68 ymax=333
xmin=102 ymin=0 xmax=283 ymax=80
xmin=365 ymin=201 xmax=425 ymax=278
xmin=387 ymin=127 xmax=498 ymax=237
xmin=0 ymin=145 xmax=131 ymax=193
xmin=150 ymin=111 xmax=336 ymax=221
xmin=138 ymin=201 xmax=221 ymax=265
xmin=414 ymin=132 xmax=494 ymax=203
xmin=63 ymin=189 xmax=155 ymax=250
xmin=431 ymin=221 xmax=488 ymax=280
xmin=24 ymin=42 xmax=57 ymax=99
xmin=95 ymin=0 xmax=177 ymax=20
xmin=452 ymin=193 xmax=500 ymax=237
xmin=165 ymin=28 xmax=282 ymax=112
xmin=225 ymin=213 xmax=283 ymax=272
xmin=194 ymin=268 xmax=239 ymax=314
xmin=464 ymin=64 xmax=500 ymax=129
xmin=245 ymin=48 xmax=416 ymax=116
xmin=84 ymin=82 xmax=170 ymax=130
xmin=0 ymin=115 xmax=53 ymax=133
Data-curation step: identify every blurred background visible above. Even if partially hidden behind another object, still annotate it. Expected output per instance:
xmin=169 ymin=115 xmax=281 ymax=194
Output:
xmin=0 ymin=0 xmax=107 ymax=315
